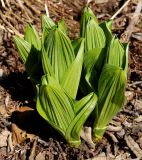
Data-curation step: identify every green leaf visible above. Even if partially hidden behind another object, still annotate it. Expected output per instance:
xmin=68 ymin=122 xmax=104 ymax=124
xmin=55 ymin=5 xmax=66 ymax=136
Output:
xmin=41 ymin=15 xmax=55 ymax=31
xmin=99 ymin=20 xmax=113 ymax=45
xmin=13 ymin=36 xmax=30 ymax=63
xmin=83 ymin=48 xmax=105 ymax=91
xmin=107 ymin=37 xmax=125 ymax=68
xmin=93 ymin=64 xmax=126 ymax=140
xmin=37 ymin=75 xmax=75 ymax=136
xmin=44 ymin=27 xmax=75 ymax=82
xmin=41 ymin=46 xmax=55 ymax=78
xmin=80 ymin=7 xmax=98 ymax=37
xmin=24 ymin=24 xmax=41 ymax=50
xmin=85 ymin=19 xmax=106 ymax=52
xmin=25 ymin=46 xmax=43 ymax=83
xmin=57 ymin=20 xmax=68 ymax=34
xmin=37 ymin=75 xmax=97 ymax=147
xmin=66 ymin=92 xmax=97 ymax=146
xmin=61 ymin=38 xmax=84 ymax=99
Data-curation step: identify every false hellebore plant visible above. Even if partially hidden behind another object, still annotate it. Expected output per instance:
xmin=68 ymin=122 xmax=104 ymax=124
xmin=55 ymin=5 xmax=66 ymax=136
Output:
xmin=14 ymin=6 xmax=128 ymax=147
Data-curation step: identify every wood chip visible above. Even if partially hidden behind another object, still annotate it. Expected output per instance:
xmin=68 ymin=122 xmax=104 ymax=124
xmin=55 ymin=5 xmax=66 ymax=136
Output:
xmin=0 ymin=130 xmax=10 ymax=147
xmin=125 ymin=135 xmax=142 ymax=159
xmin=95 ymin=0 xmax=108 ymax=4
xmin=133 ymin=100 xmax=142 ymax=110
xmin=134 ymin=115 xmax=142 ymax=122
xmin=125 ymin=91 xmax=135 ymax=101
xmin=35 ymin=151 xmax=46 ymax=160
xmin=107 ymin=125 xmax=122 ymax=132
xmin=91 ymin=152 xmax=107 ymax=160
xmin=106 ymin=132 xmax=118 ymax=143
xmin=132 ymin=32 xmax=142 ymax=41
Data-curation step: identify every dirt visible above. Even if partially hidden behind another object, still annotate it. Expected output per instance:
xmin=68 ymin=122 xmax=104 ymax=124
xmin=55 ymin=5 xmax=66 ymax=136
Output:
xmin=0 ymin=0 xmax=142 ymax=159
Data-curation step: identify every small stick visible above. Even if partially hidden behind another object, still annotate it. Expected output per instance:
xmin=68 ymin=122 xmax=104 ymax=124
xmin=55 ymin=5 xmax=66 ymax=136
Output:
xmin=45 ymin=3 xmax=50 ymax=18
xmin=1 ymin=0 xmax=5 ymax=7
xmin=29 ymin=139 xmax=37 ymax=160
xmin=121 ymin=0 xmax=142 ymax=42
xmin=111 ymin=0 xmax=131 ymax=20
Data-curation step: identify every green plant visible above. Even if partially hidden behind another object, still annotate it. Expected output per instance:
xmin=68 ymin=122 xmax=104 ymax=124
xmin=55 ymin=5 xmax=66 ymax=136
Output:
xmin=80 ymin=7 xmax=128 ymax=141
xmin=14 ymin=6 xmax=128 ymax=147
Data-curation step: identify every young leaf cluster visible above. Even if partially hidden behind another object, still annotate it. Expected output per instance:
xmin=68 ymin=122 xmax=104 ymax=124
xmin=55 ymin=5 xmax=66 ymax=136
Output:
xmin=14 ymin=7 xmax=128 ymax=147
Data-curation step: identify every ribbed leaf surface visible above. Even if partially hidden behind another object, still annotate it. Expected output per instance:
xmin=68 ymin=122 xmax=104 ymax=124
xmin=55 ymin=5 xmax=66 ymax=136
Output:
xmin=13 ymin=36 xmax=30 ymax=63
xmin=85 ymin=19 xmax=106 ymax=52
xmin=61 ymin=39 xmax=84 ymax=99
xmin=80 ymin=7 xmax=98 ymax=37
xmin=37 ymin=76 xmax=75 ymax=136
xmin=66 ymin=93 xmax=97 ymax=146
xmin=24 ymin=24 xmax=41 ymax=50
xmin=107 ymin=37 xmax=125 ymax=68
xmin=93 ymin=64 xmax=126 ymax=139
xmin=44 ymin=27 xmax=75 ymax=82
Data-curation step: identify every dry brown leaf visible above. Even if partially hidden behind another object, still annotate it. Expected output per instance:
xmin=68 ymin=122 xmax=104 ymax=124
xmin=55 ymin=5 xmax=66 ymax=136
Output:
xmin=11 ymin=123 xmax=35 ymax=145
xmin=18 ymin=106 xmax=34 ymax=112
xmin=11 ymin=123 xmax=26 ymax=145
xmin=125 ymin=135 xmax=142 ymax=158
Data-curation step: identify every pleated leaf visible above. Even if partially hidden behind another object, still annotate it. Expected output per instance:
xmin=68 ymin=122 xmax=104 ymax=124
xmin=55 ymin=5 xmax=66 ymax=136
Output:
xmin=24 ymin=24 xmax=41 ymax=50
xmin=93 ymin=64 xmax=126 ymax=140
xmin=80 ymin=7 xmax=98 ymax=37
xmin=66 ymin=93 xmax=97 ymax=146
xmin=44 ymin=27 xmax=75 ymax=82
xmin=85 ymin=19 xmax=106 ymax=52
xmin=83 ymin=48 xmax=105 ymax=91
xmin=41 ymin=15 xmax=55 ymax=31
xmin=37 ymin=75 xmax=98 ymax=147
xmin=107 ymin=37 xmax=125 ymax=69
xmin=37 ymin=75 xmax=75 ymax=136
xmin=13 ymin=36 xmax=30 ymax=63
xmin=61 ymin=38 xmax=84 ymax=99
xmin=99 ymin=20 xmax=113 ymax=45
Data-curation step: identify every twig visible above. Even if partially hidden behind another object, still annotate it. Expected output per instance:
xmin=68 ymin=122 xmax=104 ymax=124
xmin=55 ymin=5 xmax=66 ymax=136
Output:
xmin=56 ymin=141 xmax=67 ymax=160
xmin=120 ymin=0 xmax=142 ymax=42
xmin=111 ymin=0 xmax=131 ymax=20
xmin=0 ymin=0 xmax=5 ymax=7
xmin=29 ymin=139 xmax=37 ymax=160
xmin=45 ymin=3 xmax=50 ymax=17
xmin=107 ymin=125 xmax=122 ymax=132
